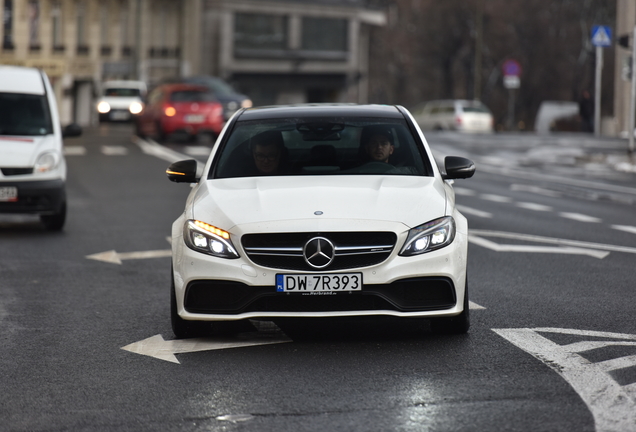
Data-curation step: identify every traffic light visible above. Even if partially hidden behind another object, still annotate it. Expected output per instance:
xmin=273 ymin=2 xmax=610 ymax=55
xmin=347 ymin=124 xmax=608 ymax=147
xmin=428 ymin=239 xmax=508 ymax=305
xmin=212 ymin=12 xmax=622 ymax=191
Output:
xmin=618 ymin=34 xmax=630 ymax=48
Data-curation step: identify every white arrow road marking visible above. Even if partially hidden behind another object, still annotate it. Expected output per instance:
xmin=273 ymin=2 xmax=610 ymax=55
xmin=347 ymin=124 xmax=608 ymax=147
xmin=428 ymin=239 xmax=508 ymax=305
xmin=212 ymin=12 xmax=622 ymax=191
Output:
xmin=456 ymin=205 xmax=492 ymax=218
xmin=494 ymin=328 xmax=636 ymax=432
xmin=86 ymin=249 xmax=171 ymax=264
xmin=469 ymin=230 xmax=636 ymax=255
xmin=468 ymin=235 xmax=610 ymax=259
xmin=122 ymin=333 xmax=292 ymax=364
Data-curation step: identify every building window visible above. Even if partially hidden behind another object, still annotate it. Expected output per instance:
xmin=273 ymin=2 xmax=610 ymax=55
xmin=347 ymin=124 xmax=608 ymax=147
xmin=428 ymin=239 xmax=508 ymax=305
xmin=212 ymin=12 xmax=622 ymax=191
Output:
xmin=28 ymin=0 xmax=40 ymax=49
xmin=301 ymin=17 xmax=347 ymax=52
xmin=234 ymin=13 xmax=288 ymax=51
xmin=2 ymin=0 xmax=14 ymax=50
xmin=76 ymin=1 xmax=89 ymax=55
xmin=51 ymin=0 xmax=63 ymax=50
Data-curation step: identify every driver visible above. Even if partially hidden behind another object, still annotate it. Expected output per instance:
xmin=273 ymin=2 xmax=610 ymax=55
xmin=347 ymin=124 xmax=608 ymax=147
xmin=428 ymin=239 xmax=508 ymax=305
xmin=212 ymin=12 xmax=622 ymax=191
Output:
xmin=362 ymin=127 xmax=394 ymax=164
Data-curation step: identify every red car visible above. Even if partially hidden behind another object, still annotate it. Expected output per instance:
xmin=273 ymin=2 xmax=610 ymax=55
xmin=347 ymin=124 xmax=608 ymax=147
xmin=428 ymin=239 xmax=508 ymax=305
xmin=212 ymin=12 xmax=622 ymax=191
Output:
xmin=136 ymin=83 xmax=224 ymax=141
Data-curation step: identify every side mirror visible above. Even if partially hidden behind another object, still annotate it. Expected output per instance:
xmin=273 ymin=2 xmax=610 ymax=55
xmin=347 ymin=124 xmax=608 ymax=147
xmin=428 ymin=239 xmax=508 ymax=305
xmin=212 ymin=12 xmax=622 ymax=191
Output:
xmin=443 ymin=156 xmax=475 ymax=180
xmin=62 ymin=123 xmax=82 ymax=138
xmin=166 ymin=159 xmax=199 ymax=183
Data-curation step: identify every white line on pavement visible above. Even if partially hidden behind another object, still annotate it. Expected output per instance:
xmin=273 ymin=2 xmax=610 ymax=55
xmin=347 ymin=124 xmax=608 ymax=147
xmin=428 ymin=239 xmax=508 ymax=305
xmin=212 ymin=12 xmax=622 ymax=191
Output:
xmin=558 ymin=212 xmax=602 ymax=223
xmin=456 ymin=205 xmax=492 ymax=218
xmin=515 ymin=202 xmax=553 ymax=211
xmin=612 ymin=225 xmax=636 ymax=235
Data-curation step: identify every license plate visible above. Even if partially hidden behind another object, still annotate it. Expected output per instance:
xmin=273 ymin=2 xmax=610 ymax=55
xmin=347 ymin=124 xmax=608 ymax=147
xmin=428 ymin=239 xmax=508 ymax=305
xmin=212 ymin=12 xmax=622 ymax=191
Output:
xmin=276 ymin=273 xmax=362 ymax=292
xmin=0 ymin=186 xmax=18 ymax=202
xmin=184 ymin=114 xmax=205 ymax=123
xmin=110 ymin=111 xmax=130 ymax=120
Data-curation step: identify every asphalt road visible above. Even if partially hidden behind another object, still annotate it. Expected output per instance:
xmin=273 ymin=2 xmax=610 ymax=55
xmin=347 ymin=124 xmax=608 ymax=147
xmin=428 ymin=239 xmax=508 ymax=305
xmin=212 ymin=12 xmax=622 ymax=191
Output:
xmin=1 ymin=124 xmax=635 ymax=432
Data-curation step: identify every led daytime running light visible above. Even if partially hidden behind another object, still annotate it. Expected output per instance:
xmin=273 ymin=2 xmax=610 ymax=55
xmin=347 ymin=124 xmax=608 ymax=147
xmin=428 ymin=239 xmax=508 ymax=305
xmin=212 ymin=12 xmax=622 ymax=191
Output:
xmin=193 ymin=220 xmax=230 ymax=240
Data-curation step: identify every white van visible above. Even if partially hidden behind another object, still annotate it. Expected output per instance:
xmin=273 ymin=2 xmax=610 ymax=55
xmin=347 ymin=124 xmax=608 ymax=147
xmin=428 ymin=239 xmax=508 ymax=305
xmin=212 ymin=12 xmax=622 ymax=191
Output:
xmin=0 ymin=65 xmax=81 ymax=231
xmin=96 ymin=80 xmax=146 ymax=122
xmin=411 ymin=99 xmax=494 ymax=133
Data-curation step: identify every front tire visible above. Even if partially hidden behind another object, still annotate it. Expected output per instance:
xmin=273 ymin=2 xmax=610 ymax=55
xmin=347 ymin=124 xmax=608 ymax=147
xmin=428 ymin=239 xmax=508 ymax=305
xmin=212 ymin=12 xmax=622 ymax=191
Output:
xmin=40 ymin=200 xmax=66 ymax=231
xmin=430 ymin=279 xmax=470 ymax=334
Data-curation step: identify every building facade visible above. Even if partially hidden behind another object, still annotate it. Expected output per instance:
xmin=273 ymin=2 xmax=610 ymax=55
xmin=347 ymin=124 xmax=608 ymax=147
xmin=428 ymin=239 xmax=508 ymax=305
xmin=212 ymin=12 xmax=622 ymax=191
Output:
xmin=200 ymin=0 xmax=386 ymax=106
xmin=614 ymin=0 xmax=636 ymax=138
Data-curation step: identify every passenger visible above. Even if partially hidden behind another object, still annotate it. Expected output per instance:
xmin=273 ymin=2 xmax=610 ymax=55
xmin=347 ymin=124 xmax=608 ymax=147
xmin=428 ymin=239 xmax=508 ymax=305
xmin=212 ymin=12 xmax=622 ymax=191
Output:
xmin=250 ymin=130 xmax=286 ymax=175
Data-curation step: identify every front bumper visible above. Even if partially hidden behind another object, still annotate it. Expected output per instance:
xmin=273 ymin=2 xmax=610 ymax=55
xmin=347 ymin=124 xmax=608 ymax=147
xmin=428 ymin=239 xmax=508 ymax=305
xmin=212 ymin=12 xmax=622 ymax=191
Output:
xmin=172 ymin=219 xmax=468 ymax=321
xmin=0 ymin=179 xmax=65 ymax=215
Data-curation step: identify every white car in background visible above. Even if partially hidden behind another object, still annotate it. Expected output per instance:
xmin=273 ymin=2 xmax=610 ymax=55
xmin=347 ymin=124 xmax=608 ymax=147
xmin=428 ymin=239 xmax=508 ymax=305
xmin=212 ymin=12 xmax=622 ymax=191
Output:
xmin=412 ymin=99 xmax=494 ymax=133
xmin=165 ymin=104 xmax=475 ymax=338
xmin=97 ymin=80 xmax=146 ymax=122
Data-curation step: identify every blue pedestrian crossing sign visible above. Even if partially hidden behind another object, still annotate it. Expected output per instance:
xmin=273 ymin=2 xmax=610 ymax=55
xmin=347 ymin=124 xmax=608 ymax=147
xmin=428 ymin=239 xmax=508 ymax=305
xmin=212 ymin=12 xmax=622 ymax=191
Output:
xmin=591 ymin=26 xmax=612 ymax=47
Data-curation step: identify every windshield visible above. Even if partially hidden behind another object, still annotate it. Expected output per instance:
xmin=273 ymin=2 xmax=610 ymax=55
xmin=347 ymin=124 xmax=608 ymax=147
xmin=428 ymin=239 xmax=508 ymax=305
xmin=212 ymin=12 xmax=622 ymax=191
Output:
xmin=0 ymin=92 xmax=53 ymax=136
xmin=212 ymin=117 xmax=432 ymax=179
xmin=170 ymin=90 xmax=216 ymax=103
xmin=186 ymin=77 xmax=237 ymax=97
xmin=103 ymin=88 xmax=141 ymax=97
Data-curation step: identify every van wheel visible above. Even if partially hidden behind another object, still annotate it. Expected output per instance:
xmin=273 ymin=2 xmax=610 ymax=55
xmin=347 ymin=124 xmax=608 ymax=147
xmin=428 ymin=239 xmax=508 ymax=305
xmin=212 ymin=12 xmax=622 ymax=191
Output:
xmin=40 ymin=200 xmax=66 ymax=231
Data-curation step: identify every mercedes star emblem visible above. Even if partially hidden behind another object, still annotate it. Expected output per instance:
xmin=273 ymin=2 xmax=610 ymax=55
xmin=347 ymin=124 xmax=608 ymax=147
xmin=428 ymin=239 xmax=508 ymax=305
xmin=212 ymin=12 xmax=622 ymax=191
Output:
xmin=303 ymin=237 xmax=335 ymax=269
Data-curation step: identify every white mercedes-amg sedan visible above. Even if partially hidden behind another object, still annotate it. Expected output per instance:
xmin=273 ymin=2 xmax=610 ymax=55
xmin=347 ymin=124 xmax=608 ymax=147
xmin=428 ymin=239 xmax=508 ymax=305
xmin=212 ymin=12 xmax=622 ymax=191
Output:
xmin=166 ymin=104 xmax=475 ymax=338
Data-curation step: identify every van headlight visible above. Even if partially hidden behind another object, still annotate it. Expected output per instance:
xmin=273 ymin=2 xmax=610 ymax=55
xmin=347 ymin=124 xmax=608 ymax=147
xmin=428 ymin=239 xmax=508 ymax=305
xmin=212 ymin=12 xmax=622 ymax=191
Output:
xmin=399 ymin=216 xmax=455 ymax=256
xmin=97 ymin=101 xmax=111 ymax=113
xmin=129 ymin=101 xmax=143 ymax=114
xmin=34 ymin=152 xmax=61 ymax=173
xmin=183 ymin=220 xmax=239 ymax=259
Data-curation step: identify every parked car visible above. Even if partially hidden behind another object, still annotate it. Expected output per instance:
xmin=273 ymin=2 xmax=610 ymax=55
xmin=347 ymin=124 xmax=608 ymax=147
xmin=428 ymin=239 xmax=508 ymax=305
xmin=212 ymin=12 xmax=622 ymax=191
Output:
xmin=165 ymin=104 xmax=475 ymax=338
xmin=412 ymin=99 xmax=494 ymax=133
xmin=97 ymin=80 xmax=146 ymax=122
xmin=135 ymin=83 xmax=225 ymax=141
xmin=178 ymin=76 xmax=252 ymax=120
xmin=0 ymin=65 xmax=81 ymax=231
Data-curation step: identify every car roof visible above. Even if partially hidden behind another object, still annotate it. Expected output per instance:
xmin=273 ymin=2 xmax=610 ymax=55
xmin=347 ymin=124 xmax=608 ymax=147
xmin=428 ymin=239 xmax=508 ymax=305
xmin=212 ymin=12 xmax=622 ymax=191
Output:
xmin=237 ymin=104 xmax=404 ymax=121
xmin=0 ymin=66 xmax=45 ymax=95
xmin=159 ymin=83 xmax=210 ymax=93
xmin=103 ymin=80 xmax=146 ymax=90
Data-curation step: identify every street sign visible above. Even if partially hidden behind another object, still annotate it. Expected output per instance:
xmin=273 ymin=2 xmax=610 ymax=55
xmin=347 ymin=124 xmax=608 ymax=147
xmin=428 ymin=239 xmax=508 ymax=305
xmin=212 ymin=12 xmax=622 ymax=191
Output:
xmin=503 ymin=75 xmax=520 ymax=89
xmin=591 ymin=25 xmax=612 ymax=47
xmin=502 ymin=59 xmax=521 ymax=77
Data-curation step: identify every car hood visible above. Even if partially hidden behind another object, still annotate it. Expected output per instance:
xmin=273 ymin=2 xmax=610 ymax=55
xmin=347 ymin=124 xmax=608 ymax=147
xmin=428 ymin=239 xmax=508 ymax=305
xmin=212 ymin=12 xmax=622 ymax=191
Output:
xmin=100 ymin=96 xmax=140 ymax=109
xmin=191 ymin=175 xmax=448 ymax=231
xmin=0 ymin=135 xmax=59 ymax=167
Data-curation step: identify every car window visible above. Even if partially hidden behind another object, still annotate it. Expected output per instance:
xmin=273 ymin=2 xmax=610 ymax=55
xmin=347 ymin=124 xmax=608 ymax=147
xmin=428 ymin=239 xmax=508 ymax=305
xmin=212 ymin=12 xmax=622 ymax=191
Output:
xmin=170 ymin=90 xmax=216 ymax=103
xmin=462 ymin=105 xmax=491 ymax=114
xmin=0 ymin=92 xmax=53 ymax=136
xmin=211 ymin=117 xmax=432 ymax=179
xmin=104 ymin=88 xmax=141 ymax=97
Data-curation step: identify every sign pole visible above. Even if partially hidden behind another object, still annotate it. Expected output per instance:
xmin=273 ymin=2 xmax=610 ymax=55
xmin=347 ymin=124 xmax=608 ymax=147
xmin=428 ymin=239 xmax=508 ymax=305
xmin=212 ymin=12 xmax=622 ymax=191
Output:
xmin=629 ymin=25 xmax=636 ymax=155
xmin=594 ymin=45 xmax=603 ymax=137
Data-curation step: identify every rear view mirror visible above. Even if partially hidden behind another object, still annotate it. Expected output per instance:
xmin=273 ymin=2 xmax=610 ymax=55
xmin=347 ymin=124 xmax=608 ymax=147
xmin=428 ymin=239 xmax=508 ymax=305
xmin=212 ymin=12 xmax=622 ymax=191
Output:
xmin=166 ymin=159 xmax=199 ymax=183
xmin=443 ymin=156 xmax=475 ymax=180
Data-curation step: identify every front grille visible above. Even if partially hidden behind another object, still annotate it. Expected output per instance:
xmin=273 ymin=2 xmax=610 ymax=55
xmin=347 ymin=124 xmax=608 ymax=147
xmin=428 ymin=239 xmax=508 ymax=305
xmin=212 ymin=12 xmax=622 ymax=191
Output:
xmin=242 ymin=232 xmax=397 ymax=271
xmin=184 ymin=277 xmax=456 ymax=314
xmin=1 ymin=167 xmax=33 ymax=176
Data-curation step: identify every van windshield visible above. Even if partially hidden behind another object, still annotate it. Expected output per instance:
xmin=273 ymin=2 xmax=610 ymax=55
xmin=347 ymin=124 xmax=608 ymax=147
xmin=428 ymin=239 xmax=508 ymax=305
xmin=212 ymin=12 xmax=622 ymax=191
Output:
xmin=0 ymin=93 xmax=53 ymax=136
xmin=104 ymin=88 xmax=142 ymax=97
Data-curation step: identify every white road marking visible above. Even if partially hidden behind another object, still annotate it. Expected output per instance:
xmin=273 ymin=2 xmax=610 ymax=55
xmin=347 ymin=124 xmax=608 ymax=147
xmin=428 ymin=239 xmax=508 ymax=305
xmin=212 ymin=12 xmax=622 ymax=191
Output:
xmin=456 ymin=205 xmax=493 ymax=218
xmin=134 ymin=136 xmax=191 ymax=163
xmin=559 ymin=212 xmax=602 ymax=223
xmin=86 ymin=249 xmax=171 ymax=264
xmin=480 ymin=194 xmax=513 ymax=203
xmin=185 ymin=146 xmax=212 ymax=156
xmin=516 ymin=202 xmax=553 ymax=211
xmin=101 ymin=145 xmax=128 ymax=156
xmin=494 ymin=327 xmax=636 ymax=432
xmin=510 ymin=184 xmax=563 ymax=197
xmin=469 ymin=301 xmax=486 ymax=310
xmin=63 ymin=146 xmax=86 ymax=155
xmin=612 ymin=225 xmax=636 ymax=235
xmin=122 ymin=333 xmax=292 ymax=364
xmin=470 ymin=229 xmax=636 ymax=255
xmin=468 ymin=235 xmax=610 ymax=259
xmin=453 ymin=187 xmax=476 ymax=196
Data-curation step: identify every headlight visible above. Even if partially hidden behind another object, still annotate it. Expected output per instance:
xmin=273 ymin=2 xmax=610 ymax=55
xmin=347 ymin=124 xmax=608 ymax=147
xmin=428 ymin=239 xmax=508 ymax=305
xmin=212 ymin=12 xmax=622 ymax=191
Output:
xmin=129 ymin=101 xmax=143 ymax=114
xmin=97 ymin=101 xmax=111 ymax=113
xmin=399 ymin=216 xmax=455 ymax=256
xmin=34 ymin=152 xmax=61 ymax=173
xmin=183 ymin=220 xmax=239 ymax=259
xmin=241 ymin=99 xmax=253 ymax=109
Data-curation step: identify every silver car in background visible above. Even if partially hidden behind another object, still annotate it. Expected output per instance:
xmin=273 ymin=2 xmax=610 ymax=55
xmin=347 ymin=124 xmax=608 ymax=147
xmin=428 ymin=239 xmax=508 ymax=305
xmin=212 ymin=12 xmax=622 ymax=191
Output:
xmin=412 ymin=99 xmax=494 ymax=133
